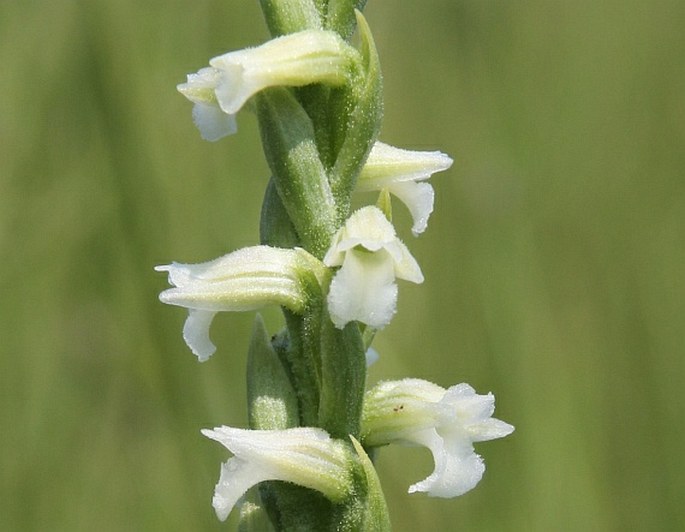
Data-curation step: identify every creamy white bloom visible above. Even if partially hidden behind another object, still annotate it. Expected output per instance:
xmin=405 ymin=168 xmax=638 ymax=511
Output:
xmin=323 ymin=206 xmax=423 ymax=329
xmin=362 ymin=379 xmax=514 ymax=498
xmin=357 ymin=142 xmax=453 ymax=235
xmin=156 ymin=246 xmax=326 ymax=361
xmin=178 ymin=30 xmax=357 ymax=141
xmin=201 ymin=426 xmax=354 ymax=522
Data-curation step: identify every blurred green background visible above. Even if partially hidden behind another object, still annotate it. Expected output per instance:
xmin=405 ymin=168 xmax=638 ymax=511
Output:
xmin=2 ymin=1 xmax=684 ymax=530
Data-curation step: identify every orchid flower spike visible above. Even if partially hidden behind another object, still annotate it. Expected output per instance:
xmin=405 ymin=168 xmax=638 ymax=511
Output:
xmin=361 ymin=379 xmax=514 ymax=498
xmin=156 ymin=246 xmax=326 ymax=361
xmin=201 ymin=426 xmax=355 ymax=522
xmin=357 ymin=142 xmax=453 ymax=235
xmin=323 ymin=206 xmax=423 ymax=329
xmin=178 ymin=29 xmax=359 ymax=141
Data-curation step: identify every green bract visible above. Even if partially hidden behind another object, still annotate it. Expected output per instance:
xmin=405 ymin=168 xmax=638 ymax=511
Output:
xmin=247 ymin=315 xmax=300 ymax=431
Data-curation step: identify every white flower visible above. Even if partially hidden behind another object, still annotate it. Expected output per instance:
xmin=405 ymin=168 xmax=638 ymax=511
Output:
xmin=156 ymin=246 xmax=326 ymax=361
xmin=178 ymin=30 xmax=357 ymax=141
xmin=362 ymin=379 xmax=514 ymax=498
xmin=201 ymin=426 xmax=354 ymax=522
xmin=356 ymin=142 xmax=453 ymax=235
xmin=323 ymin=206 xmax=423 ymax=329
xmin=176 ymin=67 xmax=238 ymax=141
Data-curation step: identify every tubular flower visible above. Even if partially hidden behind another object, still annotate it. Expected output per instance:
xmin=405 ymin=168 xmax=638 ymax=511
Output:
xmin=201 ymin=426 xmax=355 ymax=522
xmin=323 ymin=206 xmax=423 ymax=329
xmin=356 ymin=142 xmax=453 ymax=235
xmin=156 ymin=246 xmax=327 ymax=361
xmin=178 ymin=29 xmax=359 ymax=140
xmin=361 ymin=379 xmax=514 ymax=498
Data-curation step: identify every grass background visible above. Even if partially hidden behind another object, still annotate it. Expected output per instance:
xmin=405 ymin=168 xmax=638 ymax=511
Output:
xmin=2 ymin=1 xmax=684 ymax=530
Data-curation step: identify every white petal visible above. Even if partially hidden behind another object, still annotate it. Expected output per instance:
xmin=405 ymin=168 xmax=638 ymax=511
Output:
xmin=439 ymin=384 xmax=493 ymax=423
xmin=405 ymin=429 xmax=484 ymax=498
xmin=371 ymin=378 xmax=446 ymax=404
xmin=322 ymin=228 xmax=347 ymax=267
xmin=212 ymin=458 xmax=272 ymax=521
xmin=192 ymin=102 xmax=237 ymax=141
xmin=335 ymin=207 xmax=397 ymax=252
xmin=467 ymin=418 xmax=515 ymax=442
xmin=411 ymin=449 xmax=485 ymax=498
xmin=211 ymin=60 xmax=253 ymax=115
xmin=387 ymin=181 xmax=434 ymax=236
xmin=183 ymin=309 xmax=217 ymax=362
xmin=327 ymin=250 xmax=397 ymax=329
xmin=177 ymin=67 xmax=221 ymax=104
xmin=357 ymin=142 xmax=454 ymax=191
xmin=385 ymin=238 xmax=424 ymax=284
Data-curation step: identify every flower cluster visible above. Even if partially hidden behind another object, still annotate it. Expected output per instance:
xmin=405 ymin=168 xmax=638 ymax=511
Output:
xmin=158 ymin=6 xmax=512 ymax=529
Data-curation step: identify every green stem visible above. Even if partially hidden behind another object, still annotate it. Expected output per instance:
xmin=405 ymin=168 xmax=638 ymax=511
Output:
xmin=251 ymin=4 xmax=390 ymax=530
xmin=259 ymin=0 xmax=323 ymax=36
xmin=256 ymin=88 xmax=338 ymax=259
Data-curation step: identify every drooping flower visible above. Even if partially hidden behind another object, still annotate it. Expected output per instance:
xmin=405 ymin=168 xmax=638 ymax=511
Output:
xmin=178 ymin=29 xmax=358 ymax=140
xmin=356 ymin=142 xmax=453 ymax=235
xmin=323 ymin=206 xmax=423 ymax=329
xmin=201 ymin=426 xmax=355 ymax=522
xmin=156 ymin=246 xmax=326 ymax=361
xmin=361 ymin=379 xmax=514 ymax=497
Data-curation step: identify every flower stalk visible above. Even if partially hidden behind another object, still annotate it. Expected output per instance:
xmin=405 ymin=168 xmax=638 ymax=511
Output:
xmin=157 ymin=2 xmax=512 ymax=530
